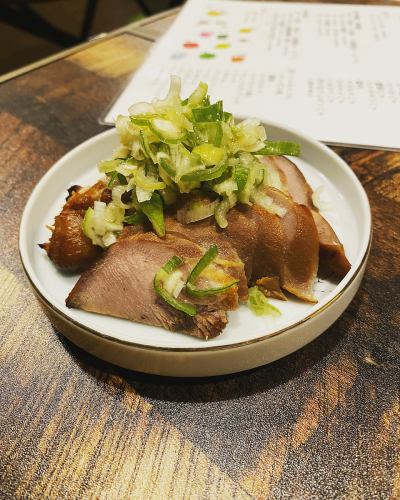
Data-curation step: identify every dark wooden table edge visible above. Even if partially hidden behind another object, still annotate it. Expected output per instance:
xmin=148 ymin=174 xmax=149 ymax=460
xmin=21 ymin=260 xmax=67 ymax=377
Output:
xmin=0 ymin=8 xmax=179 ymax=85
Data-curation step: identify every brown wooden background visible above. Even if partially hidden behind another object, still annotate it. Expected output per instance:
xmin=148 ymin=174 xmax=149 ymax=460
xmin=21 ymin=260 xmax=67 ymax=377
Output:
xmin=0 ymin=5 xmax=399 ymax=499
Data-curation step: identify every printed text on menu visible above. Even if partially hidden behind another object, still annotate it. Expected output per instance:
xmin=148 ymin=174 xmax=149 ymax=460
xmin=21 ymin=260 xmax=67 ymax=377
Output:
xmin=105 ymin=0 xmax=400 ymax=149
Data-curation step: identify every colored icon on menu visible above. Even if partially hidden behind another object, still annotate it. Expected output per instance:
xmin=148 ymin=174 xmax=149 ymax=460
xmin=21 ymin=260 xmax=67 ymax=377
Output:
xmin=216 ymin=43 xmax=230 ymax=49
xmin=208 ymin=10 xmax=222 ymax=16
xmin=239 ymin=28 xmax=252 ymax=33
xmin=200 ymin=32 xmax=213 ymax=37
xmin=200 ymin=52 xmax=216 ymax=59
xmin=183 ymin=42 xmax=199 ymax=48
xmin=231 ymin=55 xmax=245 ymax=62
xmin=217 ymin=34 xmax=228 ymax=39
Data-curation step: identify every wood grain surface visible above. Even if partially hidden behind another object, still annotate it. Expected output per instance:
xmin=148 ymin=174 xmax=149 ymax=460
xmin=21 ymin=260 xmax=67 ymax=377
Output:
xmin=0 ymin=10 xmax=399 ymax=500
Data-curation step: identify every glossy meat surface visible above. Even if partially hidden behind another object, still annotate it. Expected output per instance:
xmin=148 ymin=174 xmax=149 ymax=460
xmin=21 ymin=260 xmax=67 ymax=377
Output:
xmin=42 ymin=180 xmax=107 ymax=271
xmin=43 ymin=210 xmax=102 ymax=271
xmin=265 ymin=156 xmax=351 ymax=277
xmin=225 ymin=188 xmax=319 ymax=302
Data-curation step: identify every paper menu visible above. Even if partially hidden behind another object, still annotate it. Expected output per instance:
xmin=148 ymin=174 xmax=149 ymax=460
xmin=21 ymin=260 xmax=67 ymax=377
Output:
xmin=104 ymin=0 xmax=400 ymax=150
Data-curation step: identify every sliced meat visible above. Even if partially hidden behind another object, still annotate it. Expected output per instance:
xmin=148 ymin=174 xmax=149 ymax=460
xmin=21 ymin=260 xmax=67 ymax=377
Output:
xmin=251 ymin=204 xmax=285 ymax=282
xmin=193 ymin=309 xmax=227 ymax=339
xmin=311 ymin=211 xmax=351 ymax=278
xmin=265 ymin=155 xmax=351 ymax=278
xmin=280 ymin=203 xmax=319 ymax=302
xmin=259 ymin=188 xmax=319 ymax=303
xmin=264 ymin=156 xmax=314 ymax=208
xmin=225 ymin=205 xmax=259 ymax=281
xmin=41 ymin=180 xmax=108 ymax=271
xmin=165 ymin=217 xmax=248 ymax=302
xmin=66 ymin=232 xmax=241 ymax=339
xmin=168 ymin=194 xmax=318 ymax=302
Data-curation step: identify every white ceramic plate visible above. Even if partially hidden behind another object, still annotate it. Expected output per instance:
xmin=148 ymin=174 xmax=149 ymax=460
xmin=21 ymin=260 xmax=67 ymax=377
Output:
xmin=19 ymin=123 xmax=371 ymax=377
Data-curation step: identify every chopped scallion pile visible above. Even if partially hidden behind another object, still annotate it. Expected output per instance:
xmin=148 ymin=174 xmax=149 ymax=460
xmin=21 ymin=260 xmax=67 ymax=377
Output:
xmin=82 ymin=76 xmax=300 ymax=247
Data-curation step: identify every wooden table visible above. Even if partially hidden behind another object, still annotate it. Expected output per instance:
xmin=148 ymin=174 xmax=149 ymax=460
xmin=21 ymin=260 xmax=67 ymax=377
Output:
xmin=0 ymin=5 xmax=399 ymax=499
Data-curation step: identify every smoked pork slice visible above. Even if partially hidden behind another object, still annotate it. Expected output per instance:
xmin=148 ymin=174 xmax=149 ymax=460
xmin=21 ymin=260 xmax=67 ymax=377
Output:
xmin=224 ymin=189 xmax=319 ymax=302
xmin=311 ymin=211 xmax=351 ymax=278
xmin=265 ymin=156 xmax=314 ymax=207
xmin=258 ymin=188 xmax=319 ymax=302
xmin=66 ymin=232 xmax=242 ymax=339
xmin=264 ymin=156 xmax=351 ymax=278
xmin=225 ymin=205 xmax=259 ymax=281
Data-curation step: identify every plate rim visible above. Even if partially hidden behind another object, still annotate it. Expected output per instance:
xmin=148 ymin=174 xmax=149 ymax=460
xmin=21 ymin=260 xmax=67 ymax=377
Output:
xmin=19 ymin=121 xmax=372 ymax=353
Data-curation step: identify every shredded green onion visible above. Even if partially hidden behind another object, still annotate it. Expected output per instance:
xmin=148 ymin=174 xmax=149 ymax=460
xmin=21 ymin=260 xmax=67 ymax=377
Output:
xmin=140 ymin=192 xmax=165 ymax=237
xmin=187 ymin=244 xmax=218 ymax=284
xmin=117 ymin=173 xmax=128 ymax=185
xmin=247 ymin=286 xmax=281 ymax=316
xmin=123 ymin=212 xmax=146 ymax=225
xmin=153 ymin=256 xmax=197 ymax=316
xmin=107 ymin=171 xmax=118 ymax=187
xmin=88 ymin=77 xmax=300 ymax=245
xmin=255 ymin=141 xmax=301 ymax=157
xmin=188 ymin=81 xmax=208 ymax=107
xmin=180 ymin=162 xmax=228 ymax=183
xmin=192 ymin=101 xmax=223 ymax=122
xmin=186 ymin=245 xmax=239 ymax=296
xmin=233 ymin=163 xmax=249 ymax=193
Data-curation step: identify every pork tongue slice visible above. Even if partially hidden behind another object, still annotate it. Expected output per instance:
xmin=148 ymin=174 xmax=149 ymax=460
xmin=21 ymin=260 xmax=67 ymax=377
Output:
xmin=66 ymin=232 xmax=242 ymax=339
xmin=262 ymin=155 xmax=351 ymax=278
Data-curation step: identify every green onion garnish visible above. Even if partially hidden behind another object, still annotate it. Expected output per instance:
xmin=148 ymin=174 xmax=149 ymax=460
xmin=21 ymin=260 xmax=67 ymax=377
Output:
xmin=140 ymin=192 xmax=165 ymax=237
xmin=255 ymin=141 xmax=301 ymax=157
xmin=107 ymin=171 xmax=118 ymax=187
xmin=180 ymin=162 xmax=228 ymax=183
xmin=153 ymin=256 xmax=197 ymax=316
xmin=84 ymin=78 xmax=302 ymax=249
xmin=247 ymin=286 xmax=281 ymax=316
xmin=123 ymin=212 xmax=146 ymax=225
xmin=192 ymin=100 xmax=223 ymax=122
xmin=187 ymin=244 xmax=218 ymax=284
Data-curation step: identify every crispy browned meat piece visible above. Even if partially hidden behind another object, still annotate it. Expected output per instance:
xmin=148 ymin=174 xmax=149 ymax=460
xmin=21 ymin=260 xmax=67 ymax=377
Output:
xmin=41 ymin=211 xmax=102 ymax=271
xmin=264 ymin=155 xmax=351 ymax=278
xmin=64 ymin=180 xmax=107 ymax=211
xmin=41 ymin=180 xmax=107 ymax=271
xmin=66 ymin=233 xmax=240 ymax=339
